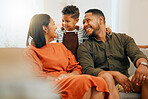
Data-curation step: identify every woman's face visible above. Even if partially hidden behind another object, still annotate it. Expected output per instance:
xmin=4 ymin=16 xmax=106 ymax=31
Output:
xmin=46 ymin=18 xmax=57 ymax=42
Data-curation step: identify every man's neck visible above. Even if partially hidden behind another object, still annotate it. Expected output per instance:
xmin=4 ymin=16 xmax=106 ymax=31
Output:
xmin=95 ymin=27 xmax=106 ymax=43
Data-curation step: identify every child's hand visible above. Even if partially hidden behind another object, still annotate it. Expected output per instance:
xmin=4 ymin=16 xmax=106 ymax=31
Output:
xmin=106 ymin=27 xmax=112 ymax=35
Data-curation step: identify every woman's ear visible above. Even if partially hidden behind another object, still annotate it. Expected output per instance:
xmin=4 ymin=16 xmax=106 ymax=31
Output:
xmin=43 ymin=25 xmax=48 ymax=32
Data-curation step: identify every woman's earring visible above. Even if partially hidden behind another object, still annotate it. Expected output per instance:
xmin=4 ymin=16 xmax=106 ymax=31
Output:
xmin=28 ymin=36 xmax=33 ymax=45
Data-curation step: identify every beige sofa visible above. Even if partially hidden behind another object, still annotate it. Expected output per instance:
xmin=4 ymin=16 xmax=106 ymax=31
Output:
xmin=0 ymin=48 xmax=60 ymax=99
xmin=0 ymin=47 xmax=147 ymax=99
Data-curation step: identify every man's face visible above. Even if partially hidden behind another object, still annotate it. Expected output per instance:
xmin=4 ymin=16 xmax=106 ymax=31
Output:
xmin=83 ymin=12 xmax=100 ymax=37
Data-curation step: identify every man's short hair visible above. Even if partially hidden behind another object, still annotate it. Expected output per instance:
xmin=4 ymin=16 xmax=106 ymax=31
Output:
xmin=62 ymin=5 xmax=79 ymax=19
xmin=85 ymin=9 xmax=106 ymax=24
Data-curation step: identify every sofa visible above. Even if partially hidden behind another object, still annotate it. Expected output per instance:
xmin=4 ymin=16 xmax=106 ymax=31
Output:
xmin=0 ymin=48 xmax=60 ymax=99
xmin=0 ymin=47 xmax=147 ymax=99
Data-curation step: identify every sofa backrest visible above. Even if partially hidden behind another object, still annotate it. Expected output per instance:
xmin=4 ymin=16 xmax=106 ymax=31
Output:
xmin=0 ymin=47 xmax=147 ymax=76
xmin=0 ymin=48 xmax=28 ymax=79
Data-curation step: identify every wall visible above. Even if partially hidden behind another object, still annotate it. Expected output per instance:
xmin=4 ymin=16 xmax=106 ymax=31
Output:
xmin=129 ymin=0 xmax=148 ymax=45
xmin=0 ymin=0 xmax=44 ymax=47
xmin=115 ymin=0 xmax=148 ymax=45
xmin=44 ymin=0 xmax=112 ymax=26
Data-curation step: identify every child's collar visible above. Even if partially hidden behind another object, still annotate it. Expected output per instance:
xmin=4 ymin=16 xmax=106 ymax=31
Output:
xmin=61 ymin=26 xmax=79 ymax=31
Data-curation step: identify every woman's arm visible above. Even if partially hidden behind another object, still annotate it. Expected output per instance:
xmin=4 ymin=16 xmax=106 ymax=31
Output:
xmin=25 ymin=48 xmax=48 ymax=78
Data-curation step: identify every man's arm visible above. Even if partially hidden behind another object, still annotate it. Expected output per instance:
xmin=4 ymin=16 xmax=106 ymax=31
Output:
xmin=123 ymin=34 xmax=148 ymax=66
xmin=123 ymin=34 xmax=148 ymax=85
xmin=135 ymin=58 xmax=148 ymax=68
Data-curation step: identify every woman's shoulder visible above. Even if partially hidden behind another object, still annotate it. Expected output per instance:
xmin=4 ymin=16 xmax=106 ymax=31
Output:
xmin=56 ymin=43 xmax=66 ymax=48
xmin=25 ymin=45 xmax=39 ymax=53
xmin=25 ymin=45 xmax=36 ymax=51
xmin=24 ymin=45 xmax=38 ymax=56
xmin=48 ymin=43 xmax=65 ymax=48
xmin=48 ymin=43 xmax=67 ymax=53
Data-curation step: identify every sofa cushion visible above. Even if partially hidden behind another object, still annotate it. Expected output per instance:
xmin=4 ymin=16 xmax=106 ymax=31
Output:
xmin=119 ymin=92 xmax=141 ymax=99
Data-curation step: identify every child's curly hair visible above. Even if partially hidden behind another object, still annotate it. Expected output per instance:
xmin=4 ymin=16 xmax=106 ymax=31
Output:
xmin=62 ymin=5 xmax=79 ymax=19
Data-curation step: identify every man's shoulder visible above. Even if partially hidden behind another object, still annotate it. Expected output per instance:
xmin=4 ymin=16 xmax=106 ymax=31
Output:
xmin=112 ymin=32 xmax=130 ymax=39
xmin=78 ymin=39 xmax=93 ymax=52
xmin=112 ymin=32 xmax=126 ymax=36
xmin=112 ymin=32 xmax=133 ymax=39
xmin=79 ymin=38 xmax=92 ymax=48
xmin=81 ymin=38 xmax=92 ymax=44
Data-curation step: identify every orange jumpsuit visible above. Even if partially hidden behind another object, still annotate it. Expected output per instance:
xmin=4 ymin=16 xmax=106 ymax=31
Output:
xmin=25 ymin=43 xmax=109 ymax=99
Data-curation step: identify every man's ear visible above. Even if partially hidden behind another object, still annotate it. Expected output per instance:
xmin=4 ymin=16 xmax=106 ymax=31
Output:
xmin=98 ymin=16 xmax=104 ymax=25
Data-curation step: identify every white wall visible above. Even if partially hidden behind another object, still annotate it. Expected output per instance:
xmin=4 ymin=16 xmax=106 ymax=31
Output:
xmin=44 ymin=0 xmax=112 ymax=26
xmin=114 ymin=0 xmax=148 ymax=45
xmin=129 ymin=0 xmax=148 ymax=45
xmin=0 ymin=0 xmax=44 ymax=47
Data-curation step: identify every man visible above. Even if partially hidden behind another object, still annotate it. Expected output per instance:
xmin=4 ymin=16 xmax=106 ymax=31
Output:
xmin=77 ymin=9 xmax=148 ymax=99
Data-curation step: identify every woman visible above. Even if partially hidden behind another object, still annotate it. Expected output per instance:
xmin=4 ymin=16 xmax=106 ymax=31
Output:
xmin=25 ymin=14 xmax=109 ymax=99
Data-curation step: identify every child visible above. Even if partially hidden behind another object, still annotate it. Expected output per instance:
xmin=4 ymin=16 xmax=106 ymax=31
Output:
xmin=56 ymin=5 xmax=86 ymax=57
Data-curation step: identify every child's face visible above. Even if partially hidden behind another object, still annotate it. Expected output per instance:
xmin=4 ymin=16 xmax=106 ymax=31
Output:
xmin=62 ymin=14 xmax=78 ymax=31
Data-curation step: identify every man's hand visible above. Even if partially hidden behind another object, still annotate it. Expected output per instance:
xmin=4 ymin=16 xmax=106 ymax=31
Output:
xmin=132 ymin=65 xmax=148 ymax=86
xmin=114 ymin=71 xmax=133 ymax=93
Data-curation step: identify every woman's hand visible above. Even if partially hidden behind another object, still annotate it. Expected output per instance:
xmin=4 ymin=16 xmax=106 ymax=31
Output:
xmin=56 ymin=71 xmax=80 ymax=81
xmin=56 ymin=74 xmax=68 ymax=81
xmin=46 ymin=76 xmax=56 ymax=81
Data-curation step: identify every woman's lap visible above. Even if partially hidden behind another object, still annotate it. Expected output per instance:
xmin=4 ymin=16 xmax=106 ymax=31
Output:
xmin=53 ymin=74 xmax=109 ymax=99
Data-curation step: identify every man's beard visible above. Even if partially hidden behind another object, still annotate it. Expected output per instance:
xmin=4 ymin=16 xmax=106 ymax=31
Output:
xmin=88 ymin=25 xmax=100 ymax=38
xmin=89 ymin=31 xmax=97 ymax=38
